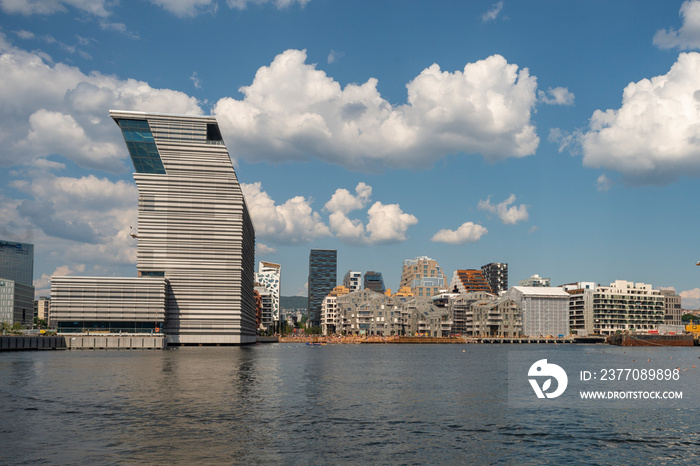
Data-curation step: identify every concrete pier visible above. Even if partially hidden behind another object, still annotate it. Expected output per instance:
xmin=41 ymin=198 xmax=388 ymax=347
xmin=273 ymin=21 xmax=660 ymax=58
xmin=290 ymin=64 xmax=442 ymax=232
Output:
xmin=0 ymin=335 xmax=67 ymax=350
xmin=65 ymin=334 xmax=165 ymax=350
xmin=0 ymin=334 xmax=165 ymax=351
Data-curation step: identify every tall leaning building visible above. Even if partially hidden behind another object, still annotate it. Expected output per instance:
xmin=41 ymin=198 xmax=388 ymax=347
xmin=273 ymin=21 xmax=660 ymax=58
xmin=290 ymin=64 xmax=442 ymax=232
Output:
xmin=110 ymin=110 xmax=256 ymax=345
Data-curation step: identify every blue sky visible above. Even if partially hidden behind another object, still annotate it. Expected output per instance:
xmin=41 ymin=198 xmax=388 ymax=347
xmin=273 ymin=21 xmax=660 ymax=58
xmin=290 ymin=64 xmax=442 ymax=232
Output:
xmin=2 ymin=0 xmax=700 ymax=306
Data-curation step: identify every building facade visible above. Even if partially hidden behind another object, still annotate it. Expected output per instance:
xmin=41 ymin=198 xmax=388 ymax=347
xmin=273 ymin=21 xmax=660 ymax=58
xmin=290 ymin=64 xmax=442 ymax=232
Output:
xmin=481 ymin=262 xmax=508 ymax=294
xmin=51 ymin=276 xmax=167 ymax=333
xmin=336 ymin=288 xmax=398 ymax=335
xmin=561 ymin=282 xmax=596 ymax=335
xmin=34 ymin=296 xmax=51 ymax=326
xmin=256 ymin=261 xmax=281 ymax=325
xmin=0 ymin=240 xmax=35 ymax=327
xmin=343 ymin=271 xmax=362 ymax=292
xmin=51 ymin=111 xmax=256 ymax=344
xmin=321 ymin=285 xmax=350 ymax=335
xmin=308 ymin=249 xmax=337 ymax=327
xmin=450 ymin=269 xmax=492 ymax=294
xmin=591 ymin=280 xmax=665 ymax=335
xmin=0 ymin=279 xmax=34 ymax=327
xmin=505 ymin=286 xmax=570 ymax=337
xmin=660 ymin=289 xmax=683 ymax=327
xmin=400 ymin=256 xmax=447 ymax=298
xmin=363 ymin=271 xmax=386 ymax=293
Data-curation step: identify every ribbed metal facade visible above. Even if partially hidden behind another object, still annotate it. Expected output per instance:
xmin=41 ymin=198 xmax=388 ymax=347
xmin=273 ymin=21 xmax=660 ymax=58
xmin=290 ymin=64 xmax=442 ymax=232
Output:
xmin=50 ymin=276 xmax=166 ymax=323
xmin=110 ymin=111 xmax=256 ymax=345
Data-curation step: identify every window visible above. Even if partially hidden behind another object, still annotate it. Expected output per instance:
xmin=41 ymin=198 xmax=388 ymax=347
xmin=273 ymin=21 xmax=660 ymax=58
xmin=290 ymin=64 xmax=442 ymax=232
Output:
xmin=118 ymin=119 xmax=166 ymax=174
xmin=206 ymin=123 xmax=223 ymax=142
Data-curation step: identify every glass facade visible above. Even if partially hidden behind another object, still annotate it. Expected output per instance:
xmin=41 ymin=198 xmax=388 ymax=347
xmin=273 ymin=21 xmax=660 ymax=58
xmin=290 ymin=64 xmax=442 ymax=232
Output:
xmin=308 ymin=250 xmax=337 ymax=326
xmin=363 ymin=271 xmax=386 ymax=293
xmin=0 ymin=240 xmax=34 ymax=287
xmin=117 ymin=119 xmax=166 ymax=174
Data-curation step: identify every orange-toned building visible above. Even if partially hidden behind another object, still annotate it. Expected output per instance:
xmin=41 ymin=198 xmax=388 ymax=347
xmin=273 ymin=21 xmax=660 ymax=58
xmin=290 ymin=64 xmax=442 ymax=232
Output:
xmin=450 ymin=269 xmax=493 ymax=294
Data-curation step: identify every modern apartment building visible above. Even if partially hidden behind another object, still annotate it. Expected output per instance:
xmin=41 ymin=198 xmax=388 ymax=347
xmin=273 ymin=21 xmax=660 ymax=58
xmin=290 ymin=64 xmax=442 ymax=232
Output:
xmin=0 ymin=240 xmax=35 ymax=327
xmin=308 ymin=249 xmax=337 ymax=327
xmin=256 ymin=261 xmax=281 ymax=324
xmin=254 ymin=282 xmax=273 ymax=331
xmin=343 ymin=271 xmax=362 ymax=292
xmin=561 ymin=282 xmax=596 ymax=335
xmin=336 ymin=288 xmax=397 ymax=335
xmin=562 ymin=280 xmax=665 ymax=335
xmin=660 ymin=289 xmax=683 ymax=326
xmin=481 ymin=263 xmax=508 ymax=294
xmin=519 ymin=274 xmax=551 ymax=287
xmin=52 ymin=111 xmax=256 ymax=344
xmin=400 ymin=256 xmax=446 ymax=298
xmin=450 ymin=269 xmax=492 ymax=294
xmin=34 ymin=296 xmax=51 ymax=326
xmin=321 ymin=285 xmax=350 ymax=335
xmin=363 ymin=271 xmax=386 ymax=293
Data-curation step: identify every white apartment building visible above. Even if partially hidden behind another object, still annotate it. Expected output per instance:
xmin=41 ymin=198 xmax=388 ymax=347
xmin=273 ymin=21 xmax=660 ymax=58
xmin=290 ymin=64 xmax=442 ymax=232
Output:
xmin=256 ymin=261 xmax=281 ymax=324
xmin=343 ymin=271 xmax=362 ymax=293
xmin=321 ymin=285 xmax=350 ymax=335
xmin=519 ymin=274 xmax=551 ymax=287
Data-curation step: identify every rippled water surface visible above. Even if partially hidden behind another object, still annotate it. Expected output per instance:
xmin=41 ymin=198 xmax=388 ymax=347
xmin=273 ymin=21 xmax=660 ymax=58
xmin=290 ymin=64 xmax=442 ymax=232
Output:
xmin=1 ymin=344 xmax=698 ymax=464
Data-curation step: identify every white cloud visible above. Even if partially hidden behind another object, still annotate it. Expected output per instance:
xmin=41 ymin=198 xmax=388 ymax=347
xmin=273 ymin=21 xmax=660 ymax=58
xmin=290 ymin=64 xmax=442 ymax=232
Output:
xmin=654 ymin=0 xmax=700 ymax=50
xmin=149 ymin=0 xmax=218 ymax=17
xmin=256 ymin=243 xmax=278 ymax=254
xmin=327 ymin=49 xmax=344 ymax=64
xmin=478 ymin=194 xmax=529 ymax=224
xmin=213 ymin=49 xmax=540 ymax=172
xmin=365 ymin=202 xmax=418 ymax=244
xmin=431 ymin=222 xmax=487 ymax=245
xmin=597 ymin=174 xmax=612 ymax=192
xmin=14 ymin=30 xmax=34 ymax=39
xmin=538 ymin=86 xmax=575 ymax=105
xmin=324 ymin=182 xmax=372 ymax=215
xmin=0 ymin=38 xmax=202 ymax=172
xmin=482 ymin=1 xmax=504 ymax=22
xmin=322 ymin=183 xmax=417 ymax=245
xmin=227 ymin=0 xmax=311 ymax=10
xmin=241 ymin=181 xmax=331 ymax=244
xmin=0 ymin=0 xmax=112 ymax=17
xmin=190 ymin=71 xmax=202 ymax=89
xmin=580 ymin=52 xmax=700 ymax=184
xmin=34 ymin=264 xmax=86 ymax=296
xmin=680 ymin=288 xmax=700 ymax=309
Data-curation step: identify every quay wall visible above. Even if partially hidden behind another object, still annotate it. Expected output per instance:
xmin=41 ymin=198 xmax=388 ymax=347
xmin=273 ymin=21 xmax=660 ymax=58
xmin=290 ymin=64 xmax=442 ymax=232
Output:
xmin=1 ymin=334 xmax=165 ymax=350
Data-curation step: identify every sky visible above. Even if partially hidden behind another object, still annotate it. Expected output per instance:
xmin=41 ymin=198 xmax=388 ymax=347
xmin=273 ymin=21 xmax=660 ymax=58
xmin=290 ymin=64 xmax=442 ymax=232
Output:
xmin=2 ymin=0 xmax=700 ymax=307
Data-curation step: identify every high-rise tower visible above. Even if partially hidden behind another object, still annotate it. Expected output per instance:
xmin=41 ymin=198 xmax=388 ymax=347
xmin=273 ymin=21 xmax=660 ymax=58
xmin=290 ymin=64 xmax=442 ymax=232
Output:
xmin=110 ymin=111 xmax=256 ymax=344
xmin=308 ymin=249 xmax=337 ymax=327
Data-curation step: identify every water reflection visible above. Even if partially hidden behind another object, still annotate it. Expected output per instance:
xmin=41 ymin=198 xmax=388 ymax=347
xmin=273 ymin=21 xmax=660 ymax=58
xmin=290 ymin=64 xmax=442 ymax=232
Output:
xmin=0 ymin=345 xmax=698 ymax=464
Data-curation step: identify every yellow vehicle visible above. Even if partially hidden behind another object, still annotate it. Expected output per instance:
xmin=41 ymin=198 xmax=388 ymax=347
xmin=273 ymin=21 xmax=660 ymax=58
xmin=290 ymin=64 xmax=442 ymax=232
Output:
xmin=685 ymin=323 xmax=700 ymax=336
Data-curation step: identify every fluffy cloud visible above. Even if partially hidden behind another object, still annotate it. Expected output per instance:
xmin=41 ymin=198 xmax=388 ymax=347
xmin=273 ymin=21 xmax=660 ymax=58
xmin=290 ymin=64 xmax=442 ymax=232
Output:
xmin=256 ymin=243 xmax=278 ymax=255
xmin=0 ymin=38 xmax=202 ymax=172
xmin=34 ymin=264 xmax=86 ymax=296
xmin=680 ymin=288 xmax=700 ymax=309
xmin=322 ymin=183 xmax=418 ymax=245
xmin=580 ymin=52 xmax=700 ymax=184
xmin=431 ymin=222 xmax=487 ymax=245
xmin=241 ymin=182 xmax=331 ymax=244
xmin=213 ymin=49 xmax=540 ymax=171
xmin=478 ymin=194 xmax=529 ymax=224
xmin=538 ymin=87 xmax=575 ymax=105
xmin=654 ymin=1 xmax=700 ymax=50
xmin=365 ymin=202 xmax=418 ymax=244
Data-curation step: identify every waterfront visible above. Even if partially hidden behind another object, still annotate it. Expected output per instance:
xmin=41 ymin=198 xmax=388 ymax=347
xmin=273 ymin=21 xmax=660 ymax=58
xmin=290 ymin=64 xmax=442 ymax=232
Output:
xmin=1 ymin=344 xmax=699 ymax=464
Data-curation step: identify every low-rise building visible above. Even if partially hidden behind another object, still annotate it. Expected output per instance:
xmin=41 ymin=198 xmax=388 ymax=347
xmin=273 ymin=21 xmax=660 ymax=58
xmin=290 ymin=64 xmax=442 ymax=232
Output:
xmin=660 ymin=289 xmax=683 ymax=327
xmin=591 ymin=280 xmax=665 ymax=335
xmin=51 ymin=276 xmax=166 ymax=333
xmin=561 ymin=282 xmax=596 ymax=335
xmin=505 ymin=286 xmax=570 ymax=337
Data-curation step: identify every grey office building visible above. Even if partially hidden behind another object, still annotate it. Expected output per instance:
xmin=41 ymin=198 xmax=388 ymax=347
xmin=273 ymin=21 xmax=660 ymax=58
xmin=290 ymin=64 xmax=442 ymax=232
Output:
xmin=308 ymin=249 xmax=337 ymax=327
xmin=51 ymin=111 xmax=256 ymax=345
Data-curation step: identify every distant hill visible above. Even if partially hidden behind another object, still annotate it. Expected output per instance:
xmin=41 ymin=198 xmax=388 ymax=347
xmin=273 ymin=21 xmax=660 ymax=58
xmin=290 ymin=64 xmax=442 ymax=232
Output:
xmin=280 ymin=296 xmax=307 ymax=312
